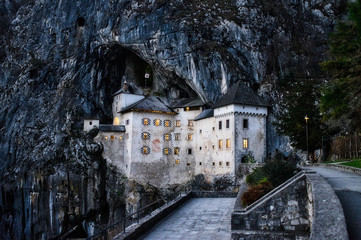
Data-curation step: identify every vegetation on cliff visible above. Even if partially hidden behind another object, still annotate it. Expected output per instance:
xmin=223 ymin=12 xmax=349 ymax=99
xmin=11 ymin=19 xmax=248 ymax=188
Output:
xmin=320 ymin=0 xmax=361 ymax=134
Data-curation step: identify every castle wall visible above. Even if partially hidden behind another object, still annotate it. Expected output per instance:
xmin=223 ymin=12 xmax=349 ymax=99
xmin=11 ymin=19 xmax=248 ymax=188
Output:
xmin=95 ymin=131 xmax=126 ymax=171
xmin=234 ymin=111 xmax=267 ymax=167
xmin=194 ymin=114 xmax=235 ymax=180
xmin=94 ymin=98 xmax=267 ymax=187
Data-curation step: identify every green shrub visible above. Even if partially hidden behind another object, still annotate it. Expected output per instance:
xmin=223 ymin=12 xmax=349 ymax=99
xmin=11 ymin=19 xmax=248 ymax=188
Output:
xmin=246 ymin=159 xmax=299 ymax=188
xmin=242 ymin=159 xmax=299 ymax=206
xmin=246 ymin=167 xmax=265 ymax=186
xmin=241 ymin=181 xmax=272 ymax=206
xmin=263 ymin=160 xmax=299 ymax=187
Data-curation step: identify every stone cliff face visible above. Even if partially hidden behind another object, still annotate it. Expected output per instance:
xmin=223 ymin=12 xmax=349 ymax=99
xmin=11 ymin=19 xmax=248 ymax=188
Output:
xmin=0 ymin=0 xmax=347 ymax=238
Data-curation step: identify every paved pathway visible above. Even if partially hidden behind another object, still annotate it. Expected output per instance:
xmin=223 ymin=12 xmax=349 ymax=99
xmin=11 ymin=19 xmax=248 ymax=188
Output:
xmin=138 ymin=198 xmax=236 ymax=240
xmin=308 ymin=167 xmax=361 ymax=240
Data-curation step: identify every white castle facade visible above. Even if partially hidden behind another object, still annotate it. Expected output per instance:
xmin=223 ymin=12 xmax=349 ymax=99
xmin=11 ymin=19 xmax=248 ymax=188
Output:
xmin=84 ymin=81 xmax=268 ymax=187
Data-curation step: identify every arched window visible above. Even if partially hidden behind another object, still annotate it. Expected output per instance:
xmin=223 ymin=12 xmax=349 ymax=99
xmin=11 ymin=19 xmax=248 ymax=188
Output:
xmin=154 ymin=119 xmax=162 ymax=126
xmin=142 ymin=118 xmax=150 ymax=125
xmin=141 ymin=132 xmax=151 ymax=140
xmin=163 ymin=133 xmax=172 ymax=141
xmin=113 ymin=117 xmax=120 ymax=125
xmin=163 ymin=148 xmax=171 ymax=155
xmin=164 ymin=120 xmax=172 ymax=127
xmin=141 ymin=147 xmax=151 ymax=155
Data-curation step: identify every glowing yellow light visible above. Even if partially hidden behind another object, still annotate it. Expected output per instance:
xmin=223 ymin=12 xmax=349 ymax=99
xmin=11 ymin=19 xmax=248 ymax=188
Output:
xmin=243 ymin=139 xmax=248 ymax=149
xmin=119 ymin=137 xmax=122 ymax=140
xmin=305 ymin=115 xmax=309 ymax=123
xmin=113 ymin=117 xmax=120 ymax=125
xmin=105 ymin=136 xmax=108 ymax=140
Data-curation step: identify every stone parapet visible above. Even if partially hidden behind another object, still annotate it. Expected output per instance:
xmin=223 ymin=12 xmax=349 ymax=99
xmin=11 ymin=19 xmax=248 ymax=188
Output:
xmin=306 ymin=173 xmax=348 ymax=240
xmin=232 ymin=172 xmax=310 ymax=239
xmin=191 ymin=191 xmax=238 ymax=198
xmin=231 ymin=171 xmax=348 ymax=240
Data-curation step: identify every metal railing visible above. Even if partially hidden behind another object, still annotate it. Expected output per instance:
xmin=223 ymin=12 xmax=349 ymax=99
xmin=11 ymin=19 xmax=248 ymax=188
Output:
xmin=86 ymin=184 xmax=192 ymax=240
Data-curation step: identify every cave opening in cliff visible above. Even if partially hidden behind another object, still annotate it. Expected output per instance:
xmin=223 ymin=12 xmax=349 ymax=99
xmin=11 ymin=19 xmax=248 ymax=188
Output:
xmin=97 ymin=44 xmax=198 ymax=123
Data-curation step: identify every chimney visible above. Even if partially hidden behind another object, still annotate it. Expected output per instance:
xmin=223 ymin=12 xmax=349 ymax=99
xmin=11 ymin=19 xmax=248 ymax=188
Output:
xmin=123 ymin=80 xmax=128 ymax=91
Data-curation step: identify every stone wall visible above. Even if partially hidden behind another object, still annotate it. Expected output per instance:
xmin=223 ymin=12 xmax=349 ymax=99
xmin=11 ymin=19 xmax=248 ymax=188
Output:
xmin=232 ymin=171 xmax=349 ymax=240
xmin=232 ymin=173 xmax=310 ymax=239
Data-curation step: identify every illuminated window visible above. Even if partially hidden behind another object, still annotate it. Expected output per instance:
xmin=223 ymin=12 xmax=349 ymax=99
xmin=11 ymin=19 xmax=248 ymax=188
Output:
xmin=119 ymin=136 xmax=122 ymax=140
xmin=154 ymin=119 xmax=162 ymax=126
xmin=175 ymin=159 xmax=180 ymax=164
xmin=163 ymin=148 xmax=170 ymax=155
xmin=141 ymin=132 xmax=151 ymax=140
xmin=141 ymin=147 xmax=150 ymax=154
xmin=226 ymin=162 xmax=230 ymax=166
xmin=142 ymin=118 xmax=150 ymax=125
xmin=226 ymin=139 xmax=230 ymax=148
xmin=174 ymin=147 xmax=179 ymax=155
xmin=188 ymin=120 xmax=194 ymax=127
xmin=174 ymin=133 xmax=180 ymax=141
xmin=164 ymin=120 xmax=172 ymax=127
xmin=105 ymin=136 xmax=108 ymax=140
xmin=187 ymin=148 xmax=192 ymax=155
xmin=187 ymin=134 xmax=193 ymax=141
xmin=219 ymin=121 xmax=222 ymax=130
xmin=219 ymin=162 xmax=222 ymax=166
xmin=163 ymin=133 xmax=172 ymax=141
xmin=243 ymin=119 xmax=249 ymax=129
xmin=111 ymin=135 xmax=115 ymax=141
xmin=243 ymin=139 xmax=249 ymax=149
xmin=176 ymin=120 xmax=181 ymax=127
xmin=185 ymin=107 xmax=190 ymax=111
xmin=219 ymin=140 xmax=223 ymax=148
xmin=226 ymin=119 xmax=230 ymax=128
xmin=113 ymin=117 xmax=120 ymax=125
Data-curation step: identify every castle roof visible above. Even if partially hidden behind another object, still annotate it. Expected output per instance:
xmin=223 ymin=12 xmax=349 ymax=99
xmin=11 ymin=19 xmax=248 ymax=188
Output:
xmin=213 ymin=81 xmax=269 ymax=108
xmin=172 ymin=98 xmax=204 ymax=108
xmin=194 ymin=109 xmax=214 ymax=121
xmin=120 ymin=96 xmax=176 ymax=114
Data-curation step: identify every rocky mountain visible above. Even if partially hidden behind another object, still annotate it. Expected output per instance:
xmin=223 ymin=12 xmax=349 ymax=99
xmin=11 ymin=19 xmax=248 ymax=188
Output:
xmin=0 ymin=0 xmax=347 ymax=239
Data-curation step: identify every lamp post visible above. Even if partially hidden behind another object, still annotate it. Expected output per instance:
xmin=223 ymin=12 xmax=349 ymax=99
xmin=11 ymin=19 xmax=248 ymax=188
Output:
xmin=305 ymin=115 xmax=309 ymax=161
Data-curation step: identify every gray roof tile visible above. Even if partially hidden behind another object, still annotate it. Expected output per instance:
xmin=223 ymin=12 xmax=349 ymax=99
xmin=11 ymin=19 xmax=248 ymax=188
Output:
xmin=213 ymin=81 xmax=269 ymax=108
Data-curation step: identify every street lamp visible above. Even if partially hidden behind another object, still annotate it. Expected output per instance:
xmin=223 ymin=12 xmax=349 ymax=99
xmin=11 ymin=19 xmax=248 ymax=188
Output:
xmin=305 ymin=115 xmax=309 ymax=161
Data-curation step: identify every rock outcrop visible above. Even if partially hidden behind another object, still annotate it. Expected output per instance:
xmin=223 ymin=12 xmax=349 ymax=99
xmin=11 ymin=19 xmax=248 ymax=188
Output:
xmin=0 ymin=0 xmax=347 ymax=239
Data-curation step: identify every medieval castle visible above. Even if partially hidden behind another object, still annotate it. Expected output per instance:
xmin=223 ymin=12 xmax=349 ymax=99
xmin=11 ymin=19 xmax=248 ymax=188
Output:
xmin=84 ymin=81 xmax=268 ymax=187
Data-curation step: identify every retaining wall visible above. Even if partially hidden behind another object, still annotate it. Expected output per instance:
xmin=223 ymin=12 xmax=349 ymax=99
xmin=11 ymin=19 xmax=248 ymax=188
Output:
xmin=232 ymin=172 xmax=310 ymax=240
xmin=231 ymin=171 xmax=348 ymax=240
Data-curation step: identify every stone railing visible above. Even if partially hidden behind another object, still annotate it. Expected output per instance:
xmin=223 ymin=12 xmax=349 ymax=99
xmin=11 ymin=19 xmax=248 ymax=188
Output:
xmin=306 ymin=173 xmax=348 ymax=240
xmin=232 ymin=171 xmax=348 ymax=240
